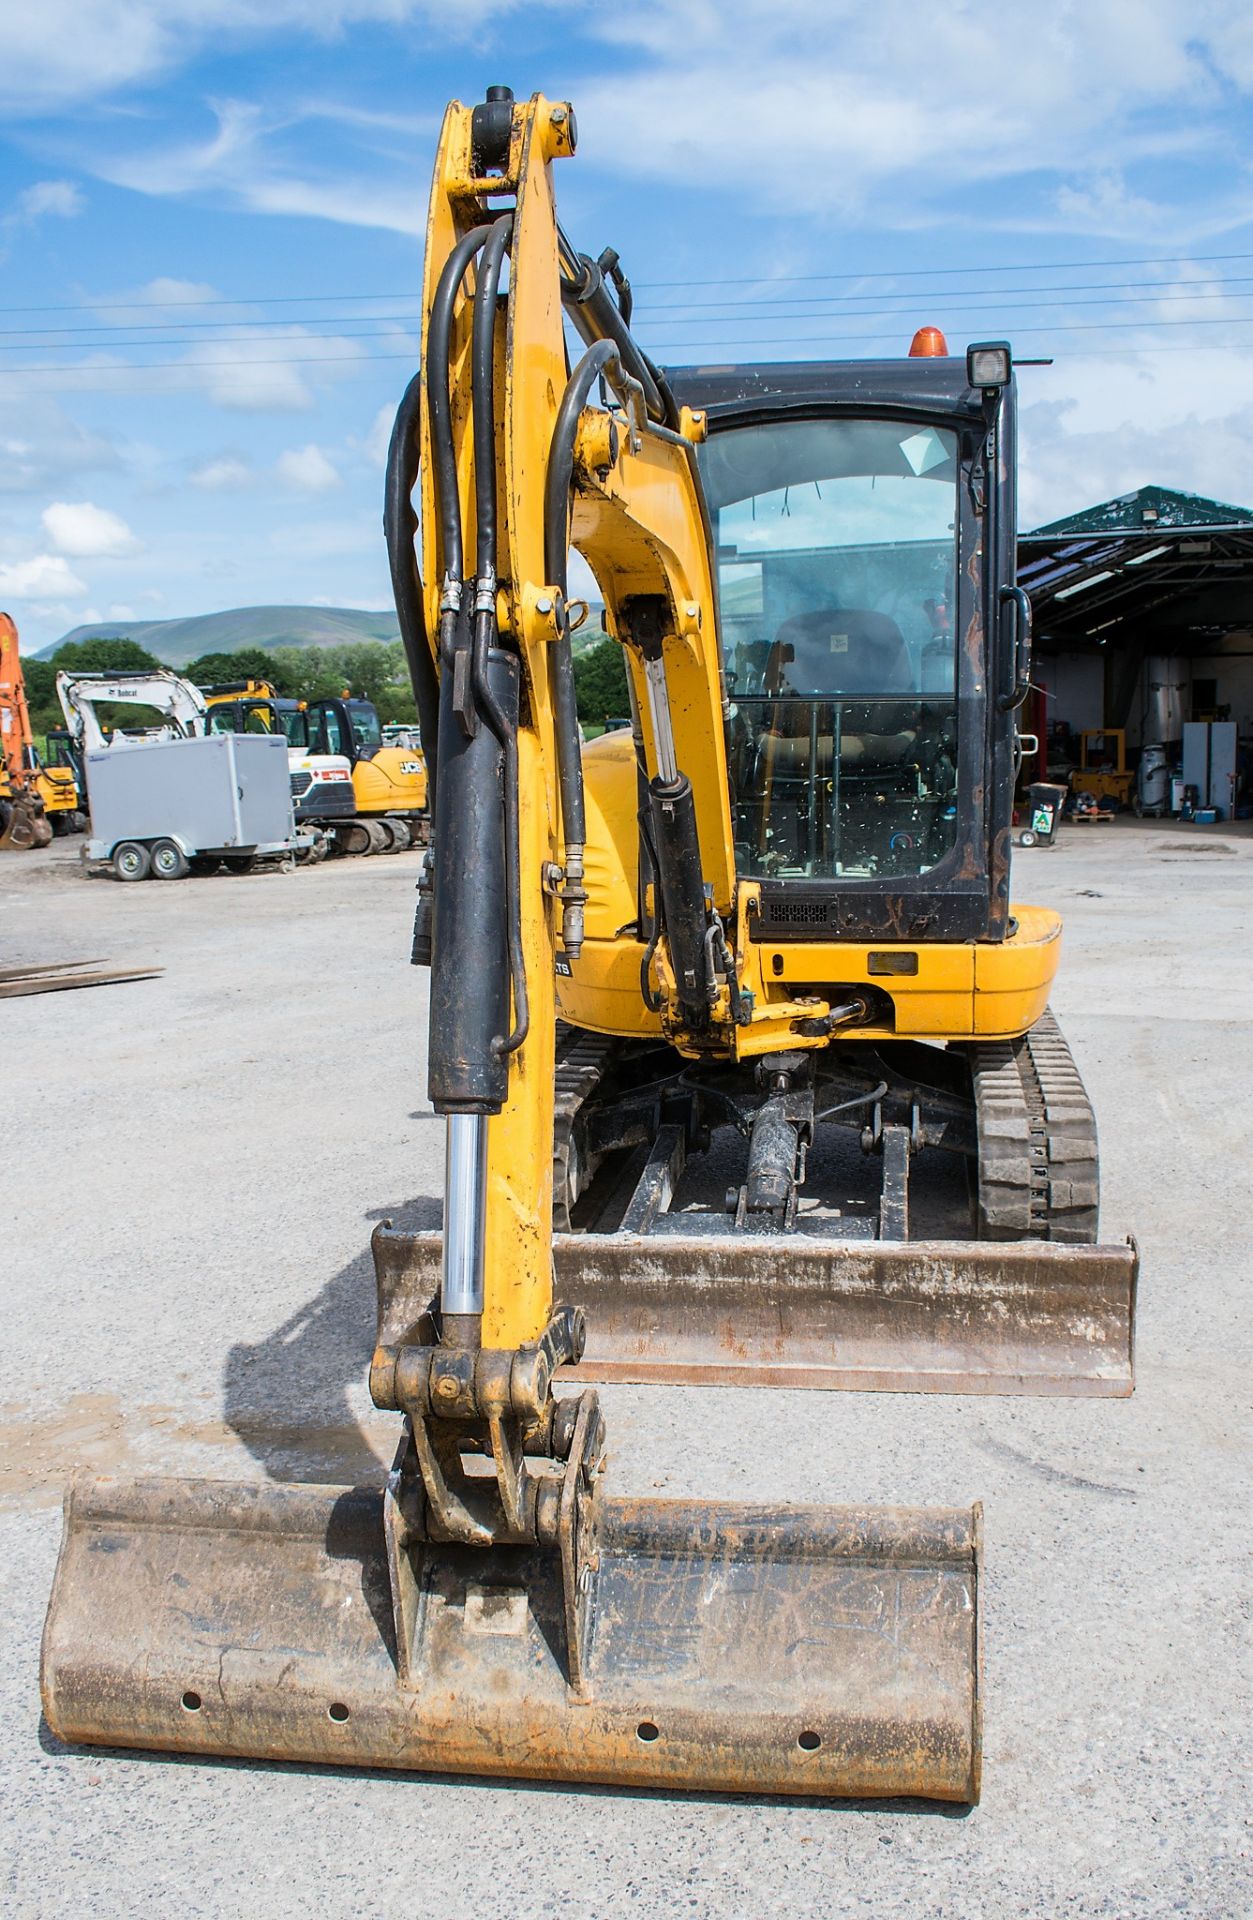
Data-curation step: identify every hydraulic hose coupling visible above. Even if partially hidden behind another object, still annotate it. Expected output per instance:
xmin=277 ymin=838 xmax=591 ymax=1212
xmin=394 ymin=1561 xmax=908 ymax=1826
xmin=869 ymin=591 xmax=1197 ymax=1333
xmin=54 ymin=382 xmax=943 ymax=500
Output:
xmin=561 ymin=845 xmax=588 ymax=960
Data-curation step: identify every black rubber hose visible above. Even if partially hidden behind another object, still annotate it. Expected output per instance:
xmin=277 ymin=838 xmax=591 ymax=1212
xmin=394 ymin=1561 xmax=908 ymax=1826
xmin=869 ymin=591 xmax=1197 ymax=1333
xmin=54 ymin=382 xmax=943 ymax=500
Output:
xmin=383 ymin=370 xmax=440 ymax=812
xmin=466 ymin=213 xmax=528 ymax=1056
xmin=426 ymin=225 xmax=491 ymax=591
xmin=544 ymin=338 xmax=616 ymax=595
xmin=472 ymin=215 xmax=512 ymax=587
xmin=557 ymin=232 xmax=667 ymax=424
xmin=544 ymin=338 xmax=621 ymax=867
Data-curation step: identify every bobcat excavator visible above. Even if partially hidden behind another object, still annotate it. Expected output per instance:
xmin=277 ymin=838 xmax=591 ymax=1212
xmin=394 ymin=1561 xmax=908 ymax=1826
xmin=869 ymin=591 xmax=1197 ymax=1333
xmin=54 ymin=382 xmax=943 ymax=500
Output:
xmin=42 ymin=87 xmax=1138 ymax=1803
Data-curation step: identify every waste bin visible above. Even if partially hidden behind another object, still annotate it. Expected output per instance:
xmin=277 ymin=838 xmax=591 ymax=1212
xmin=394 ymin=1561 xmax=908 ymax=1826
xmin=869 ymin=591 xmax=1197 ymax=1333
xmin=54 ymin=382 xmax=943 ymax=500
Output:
xmin=1021 ymin=781 xmax=1068 ymax=847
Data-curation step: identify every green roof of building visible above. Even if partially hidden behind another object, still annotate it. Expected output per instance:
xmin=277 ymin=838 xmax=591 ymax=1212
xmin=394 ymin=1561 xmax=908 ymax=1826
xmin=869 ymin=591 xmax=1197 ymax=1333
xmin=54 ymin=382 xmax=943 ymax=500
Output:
xmin=1030 ymin=484 xmax=1253 ymax=536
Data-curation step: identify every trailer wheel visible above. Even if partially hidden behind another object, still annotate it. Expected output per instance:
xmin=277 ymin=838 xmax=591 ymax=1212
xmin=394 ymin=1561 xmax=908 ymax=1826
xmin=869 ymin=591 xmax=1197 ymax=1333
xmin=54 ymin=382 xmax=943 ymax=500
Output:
xmin=1018 ymin=829 xmax=1037 ymax=848
xmin=150 ymin=839 xmax=190 ymax=881
xmin=113 ymin=841 xmax=152 ymax=882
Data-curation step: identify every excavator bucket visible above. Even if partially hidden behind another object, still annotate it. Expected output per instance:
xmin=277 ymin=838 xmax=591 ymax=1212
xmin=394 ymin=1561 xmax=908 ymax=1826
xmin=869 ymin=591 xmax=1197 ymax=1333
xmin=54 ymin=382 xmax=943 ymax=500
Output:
xmin=42 ymin=1472 xmax=981 ymax=1801
xmin=41 ymin=1225 xmax=982 ymax=1803
xmin=372 ymin=1226 xmax=1138 ymax=1397
xmin=0 ymin=795 xmax=51 ymax=851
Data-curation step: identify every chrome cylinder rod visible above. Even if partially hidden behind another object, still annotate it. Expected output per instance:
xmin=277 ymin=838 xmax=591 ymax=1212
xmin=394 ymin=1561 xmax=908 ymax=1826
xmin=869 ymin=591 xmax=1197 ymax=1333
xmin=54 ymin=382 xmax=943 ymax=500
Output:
xmin=442 ymin=1111 xmax=489 ymax=1316
xmin=642 ymin=652 xmax=678 ymax=784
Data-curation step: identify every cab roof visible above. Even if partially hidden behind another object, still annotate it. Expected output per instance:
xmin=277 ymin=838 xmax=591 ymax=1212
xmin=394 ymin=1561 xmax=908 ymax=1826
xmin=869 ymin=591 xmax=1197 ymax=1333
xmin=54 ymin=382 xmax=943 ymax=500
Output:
xmin=664 ymin=357 xmax=991 ymax=428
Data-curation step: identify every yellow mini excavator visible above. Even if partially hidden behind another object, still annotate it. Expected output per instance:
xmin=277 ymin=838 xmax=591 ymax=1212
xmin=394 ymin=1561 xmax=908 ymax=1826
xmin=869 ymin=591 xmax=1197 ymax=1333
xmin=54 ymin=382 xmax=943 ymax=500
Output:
xmin=42 ymin=87 xmax=1138 ymax=1803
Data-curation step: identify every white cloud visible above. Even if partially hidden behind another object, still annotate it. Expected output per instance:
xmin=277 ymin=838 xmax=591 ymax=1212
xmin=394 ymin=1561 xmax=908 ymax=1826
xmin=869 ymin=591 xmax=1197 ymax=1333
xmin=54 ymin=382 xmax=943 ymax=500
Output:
xmin=571 ymin=0 xmax=1253 ymax=228
xmin=0 ymin=5 xmax=539 ymax=115
xmin=189 ymin=454 xmax=253 ymax=490
xmin=364 ymin=404 xmax=393 ymax=469
xmin=199 ymin=341 xmax=315 ymax=412
xmin=276 ymin=443 xmax=341 ymax=491
xmin=0 ymin=394 xmax=120 ymax=494
xmin=0 ymin=553 xmax=88 ymax=599
xmin=14 ymin=179 xmax=83 ymax=221
xmin=8 ymin=2 xmax=1253 ymax=247
xmin=1018 ymin=330 xmax=1253 ymax=527
xmin=1054 ymin=171 xmax=1165 ymax=236
xmin=42 ymin=499 xmax=141 ymax=557
xmin=85 ymin=96 xmax=429 ymax=237
xmin=108 ymin=603 xmax=136 ymax=619
xmin=133 ymin=276 xmax=217 ymax=307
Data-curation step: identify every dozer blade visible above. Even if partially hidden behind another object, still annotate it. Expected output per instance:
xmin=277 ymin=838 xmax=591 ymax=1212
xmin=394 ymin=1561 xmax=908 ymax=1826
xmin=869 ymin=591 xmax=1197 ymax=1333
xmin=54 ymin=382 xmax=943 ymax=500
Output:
xmin=373 ymin=1226 xmax=1138 ymax=1397
xmin=41 ymin=1474 xmax=981 ymax=1801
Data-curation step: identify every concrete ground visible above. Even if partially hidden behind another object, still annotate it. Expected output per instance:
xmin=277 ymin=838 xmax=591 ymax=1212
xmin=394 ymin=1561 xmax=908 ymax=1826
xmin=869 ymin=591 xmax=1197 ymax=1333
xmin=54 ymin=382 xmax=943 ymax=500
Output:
xmin=1 ymin=821 xmax=1249 ymax=1919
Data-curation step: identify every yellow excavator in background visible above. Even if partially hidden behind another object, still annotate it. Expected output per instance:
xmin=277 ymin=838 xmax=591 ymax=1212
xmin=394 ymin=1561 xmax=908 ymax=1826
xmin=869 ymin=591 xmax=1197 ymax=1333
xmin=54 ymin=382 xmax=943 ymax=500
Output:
xmin=202 ymin=678 xmax=430 ymax=851
xmin=0 ymin=613 xmax=81 ymax=849
xmin=300 ymin=692 xmax=430 ymax=848
xmin=42 ymin=87 xmax=1138 ymax=1803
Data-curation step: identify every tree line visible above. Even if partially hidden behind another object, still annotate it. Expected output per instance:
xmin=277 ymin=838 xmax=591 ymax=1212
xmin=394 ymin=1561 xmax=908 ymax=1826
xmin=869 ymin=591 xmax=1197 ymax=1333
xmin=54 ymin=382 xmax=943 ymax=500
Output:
xmin=24 ymin=630 xmax=632 ymax=744
xmin=22 ymin=637 xmax=421 ymax=743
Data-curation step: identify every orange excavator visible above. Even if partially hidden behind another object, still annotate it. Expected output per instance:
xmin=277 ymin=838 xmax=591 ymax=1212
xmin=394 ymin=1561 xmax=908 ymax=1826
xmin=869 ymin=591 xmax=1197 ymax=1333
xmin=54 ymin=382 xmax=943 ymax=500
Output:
xmin=0 ymin=614 xmax=80 ymax=849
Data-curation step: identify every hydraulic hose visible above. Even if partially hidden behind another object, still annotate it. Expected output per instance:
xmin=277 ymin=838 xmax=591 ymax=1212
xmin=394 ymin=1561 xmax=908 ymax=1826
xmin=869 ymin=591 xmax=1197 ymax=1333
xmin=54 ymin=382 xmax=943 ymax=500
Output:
xmin=471 ymin=216 xmax=511 ymax=595
xmin=557 ymin=227 xmax=679 ymax=429
xmin=467 ymin=214 xmax=529 ymax=1057
xmin=383 ymin=369 xmax=440 ymax=813
xmin=544 ymin=340 xmax=639 ymax=960
xmin=426 ymin=224 xmax=491 ymax=648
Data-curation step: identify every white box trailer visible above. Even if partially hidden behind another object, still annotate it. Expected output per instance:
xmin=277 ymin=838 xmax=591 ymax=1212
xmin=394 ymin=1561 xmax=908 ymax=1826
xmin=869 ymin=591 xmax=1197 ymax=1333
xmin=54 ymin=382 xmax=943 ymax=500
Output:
xmin=84 ymin=732 xmax=306 ymax=880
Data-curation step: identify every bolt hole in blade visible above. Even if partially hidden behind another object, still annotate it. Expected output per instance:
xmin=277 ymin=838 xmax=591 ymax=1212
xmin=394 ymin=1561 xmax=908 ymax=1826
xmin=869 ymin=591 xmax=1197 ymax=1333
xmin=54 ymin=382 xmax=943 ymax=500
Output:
xmin=636 ymin=1721 xmax=660 ymax=1743
xmin=328 ymin=1702 xmax=350 ymax=1723
xmin=181 ymin=1691 xmax=201 ymax=1713
xmin=798 ymin=1730 xmax=822 ymax=1751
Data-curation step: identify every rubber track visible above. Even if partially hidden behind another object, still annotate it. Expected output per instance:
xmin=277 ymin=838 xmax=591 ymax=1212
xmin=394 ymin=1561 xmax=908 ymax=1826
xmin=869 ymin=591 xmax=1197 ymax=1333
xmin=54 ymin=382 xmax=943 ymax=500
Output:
xmin=552 ymin=1024 xmax=623 ymax=1229
xmin=968 ymin=1008 xmax=1100 ymax=1243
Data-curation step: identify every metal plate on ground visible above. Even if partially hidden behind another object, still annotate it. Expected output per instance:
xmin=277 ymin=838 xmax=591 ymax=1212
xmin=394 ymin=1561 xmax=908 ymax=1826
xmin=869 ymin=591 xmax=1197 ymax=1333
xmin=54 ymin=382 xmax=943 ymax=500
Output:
xmin=41 ymin=1474 xmax=981 ymax=1802
xmin=372 ymin=1226 xmax=1137 ymax=1396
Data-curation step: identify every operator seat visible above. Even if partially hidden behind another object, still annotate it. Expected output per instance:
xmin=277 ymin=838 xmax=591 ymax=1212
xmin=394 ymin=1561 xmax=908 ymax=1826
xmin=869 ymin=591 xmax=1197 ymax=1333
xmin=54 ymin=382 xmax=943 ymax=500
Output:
xmin=760 ymin=606 xmax=919 ymax=770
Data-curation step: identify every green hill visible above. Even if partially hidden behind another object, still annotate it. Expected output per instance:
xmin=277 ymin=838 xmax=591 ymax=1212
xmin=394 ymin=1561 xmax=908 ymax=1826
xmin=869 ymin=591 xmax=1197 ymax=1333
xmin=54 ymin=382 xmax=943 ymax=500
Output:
xmin=37 ymin=605 xmax=401 ymax=665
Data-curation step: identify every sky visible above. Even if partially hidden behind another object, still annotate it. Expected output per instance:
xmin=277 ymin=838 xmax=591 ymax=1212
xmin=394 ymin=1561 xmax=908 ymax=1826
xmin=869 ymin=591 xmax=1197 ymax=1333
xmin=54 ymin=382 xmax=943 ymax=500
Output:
xmin=4 ymin=0 xmax=1253 ymax=652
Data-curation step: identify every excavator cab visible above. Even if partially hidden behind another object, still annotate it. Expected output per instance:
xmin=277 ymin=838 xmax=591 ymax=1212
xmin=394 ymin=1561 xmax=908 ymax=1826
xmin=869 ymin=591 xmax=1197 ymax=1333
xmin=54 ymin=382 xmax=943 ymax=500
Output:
xmin=696 ymin=366 xmax=1012 ymax=923
xmin=713 ymin=412 xmax=961 ymax=882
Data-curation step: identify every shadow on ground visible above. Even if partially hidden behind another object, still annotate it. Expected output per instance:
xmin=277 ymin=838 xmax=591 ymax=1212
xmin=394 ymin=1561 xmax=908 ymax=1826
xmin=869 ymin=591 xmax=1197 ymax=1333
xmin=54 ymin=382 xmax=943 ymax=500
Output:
xmin=222 ymin=1194 xmax=440 ymax=1484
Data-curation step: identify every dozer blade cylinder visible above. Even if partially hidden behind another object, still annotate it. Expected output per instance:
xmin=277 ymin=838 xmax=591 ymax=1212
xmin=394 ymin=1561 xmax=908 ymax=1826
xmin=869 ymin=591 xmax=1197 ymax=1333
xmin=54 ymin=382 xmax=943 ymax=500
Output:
xmin=41 ymin=1474 xmax=982 ymax=1803
xmin=373 ymin=1227 xmax=1138 ymax=1397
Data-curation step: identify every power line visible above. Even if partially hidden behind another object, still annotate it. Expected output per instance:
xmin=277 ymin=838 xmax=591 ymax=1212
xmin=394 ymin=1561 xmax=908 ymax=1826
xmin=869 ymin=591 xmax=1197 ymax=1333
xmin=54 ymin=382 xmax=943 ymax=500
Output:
xmin=32 ymin=307 xmax=1253 ymax=363
xmin=5 ymin=248 xmax=1253 ymax=319
xmin=632 ymin=249 xmax=1253 ymax=288
xmin=0 ymin=334 xmax=1242 ymax=395
xmin=5 ymin=272 xmax=1253 ymax=347
xmin=6 ymin=309 xmax=1253 ymax=388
